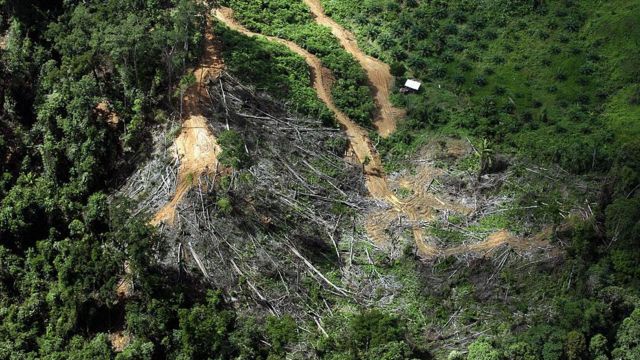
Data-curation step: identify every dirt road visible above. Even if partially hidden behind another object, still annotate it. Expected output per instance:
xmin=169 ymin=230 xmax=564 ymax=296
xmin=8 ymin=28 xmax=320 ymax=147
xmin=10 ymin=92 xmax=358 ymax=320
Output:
xmin=152 ymin=18 xmax=224 ymax=225
xmin=215 ymin=8 xmax=386 ymax=183
xmin=302 ymin=0 xmax=404 ymax=137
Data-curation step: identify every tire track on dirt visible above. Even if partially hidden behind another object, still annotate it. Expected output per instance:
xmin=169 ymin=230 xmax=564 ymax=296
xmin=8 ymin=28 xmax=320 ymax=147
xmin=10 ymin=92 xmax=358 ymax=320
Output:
xmin=302 ymin=0 xmax=405 ymax=137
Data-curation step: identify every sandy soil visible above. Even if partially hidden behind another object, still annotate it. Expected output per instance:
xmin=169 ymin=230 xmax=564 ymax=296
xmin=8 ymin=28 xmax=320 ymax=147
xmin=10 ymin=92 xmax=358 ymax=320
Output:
xmin=442 ymin=228 xmax=557 ymax=257
xmin=115 ymin=261 xmax=134 ymax=299
xmin=151 ymin=115 xmax=221 ymax=225
xmin=95 ymin=101 xmax=120 ymax=128
xmin=151 ymin=17 xmax=224 ymax=226
xmin=109 ymin=331 xmax=131 ymax=352
xmin=111 ymin=261 xmax=133 ymax=352
xmin=303 ymin=0 xmax=405 ymax=137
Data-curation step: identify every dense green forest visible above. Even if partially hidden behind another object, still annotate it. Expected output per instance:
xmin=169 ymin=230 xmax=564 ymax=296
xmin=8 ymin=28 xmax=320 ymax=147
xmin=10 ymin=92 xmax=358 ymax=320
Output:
xmin=1 ymin=0 xmax=639 ymax=359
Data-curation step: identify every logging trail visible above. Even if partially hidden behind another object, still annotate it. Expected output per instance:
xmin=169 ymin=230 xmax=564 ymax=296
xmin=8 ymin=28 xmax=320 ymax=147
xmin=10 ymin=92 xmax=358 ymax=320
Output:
xmin=302 ymin=0 xmax=405 ymax=137
xmin=214 ymin=8 xmax=549 ymax=258
xmin=152 ymin=18 xmax=224 ymax=225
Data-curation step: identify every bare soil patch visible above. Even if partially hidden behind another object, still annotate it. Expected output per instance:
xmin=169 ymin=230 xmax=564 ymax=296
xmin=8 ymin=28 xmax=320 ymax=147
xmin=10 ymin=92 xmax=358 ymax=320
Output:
xmin=152 ymin=17 xmax=224 ymax=226
xmin=109 ymin=331 xmax=131 ymax=352
xmin=94 ymin=101 xmax=120 ymax=128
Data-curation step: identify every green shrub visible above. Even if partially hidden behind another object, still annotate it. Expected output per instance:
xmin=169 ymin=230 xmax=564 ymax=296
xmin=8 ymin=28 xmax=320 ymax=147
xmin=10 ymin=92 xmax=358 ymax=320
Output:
xmin=588 ymin=334 xmax=608 ymax=360
xmin=453 ymin=74 xmax=466 ymax=85
xmin=565 ymin=331 xmax=586 ymax=360
xmin=265 ymin=316 xmax=298 ymax=356
xmin=612 ymin=309 xmax=640 ymax=360
xmin=348 ymin=310 xmax=405 ymax=354
xmin=467 ymin=339 xmax=500 ymax=360
xmin=390 ymin=62 xmax=405 ymax=77
xmin=216 ymin=196 xmax=233 ymax=215
xmin=218 ymin=129 xmax=250 ymax=169
xmin=474 ymin=76 xmax=488 ymax=86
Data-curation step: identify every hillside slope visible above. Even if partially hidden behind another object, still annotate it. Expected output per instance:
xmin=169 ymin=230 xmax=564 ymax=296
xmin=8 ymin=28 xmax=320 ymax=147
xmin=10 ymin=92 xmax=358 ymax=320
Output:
xmin=0 ymin=0 xmax=639 ymax=359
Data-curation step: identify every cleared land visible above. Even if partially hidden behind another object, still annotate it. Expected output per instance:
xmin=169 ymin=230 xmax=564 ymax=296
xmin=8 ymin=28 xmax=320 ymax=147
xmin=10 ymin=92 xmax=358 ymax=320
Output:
xmin=215 ymin=7 xmax=550 ymax=258
xmin=303 ymin=0 xmax=405 ymax=137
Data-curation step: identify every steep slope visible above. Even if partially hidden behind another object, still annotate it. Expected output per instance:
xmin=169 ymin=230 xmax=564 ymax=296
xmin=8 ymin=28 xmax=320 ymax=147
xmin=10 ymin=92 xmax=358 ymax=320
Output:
xmin=152 ymin=19 xmax=224 ymax=225
xmin=215 ymin=8 xmax=552 ymax=259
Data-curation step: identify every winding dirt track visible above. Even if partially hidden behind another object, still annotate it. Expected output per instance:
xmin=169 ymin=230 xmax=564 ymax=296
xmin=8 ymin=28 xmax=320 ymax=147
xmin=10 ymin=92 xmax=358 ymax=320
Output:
xmin=215 ymin=9 xmax=393 ymax=194
xmin=214 ymin=8 xmax=546 ymax=259
xmin=152 ymin=18 xmax=224 ymax=225
xmin=303 ymin=0 xmax=405 ymax=137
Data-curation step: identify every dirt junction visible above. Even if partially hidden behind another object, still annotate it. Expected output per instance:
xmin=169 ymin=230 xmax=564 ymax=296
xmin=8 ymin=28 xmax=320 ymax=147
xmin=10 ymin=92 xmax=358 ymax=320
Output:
xmin=302 ymin=0 xmax=405 ymax=137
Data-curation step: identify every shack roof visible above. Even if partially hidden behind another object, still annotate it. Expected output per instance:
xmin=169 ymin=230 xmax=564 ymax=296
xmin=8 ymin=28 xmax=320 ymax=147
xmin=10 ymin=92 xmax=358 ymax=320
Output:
xmin=404 ymin=79 xmax=421 ymax=91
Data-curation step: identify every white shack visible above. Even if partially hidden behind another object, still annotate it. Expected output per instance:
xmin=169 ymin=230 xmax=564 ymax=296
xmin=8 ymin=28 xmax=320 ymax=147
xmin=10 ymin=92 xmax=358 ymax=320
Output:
xmin=404 ymin=79 xmax=422 ymax=91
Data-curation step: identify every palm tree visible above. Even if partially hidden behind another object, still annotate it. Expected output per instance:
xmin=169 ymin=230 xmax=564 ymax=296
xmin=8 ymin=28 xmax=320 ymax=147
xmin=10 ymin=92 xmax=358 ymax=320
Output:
xmin=475 ymin=138 xmax=494 ymax=180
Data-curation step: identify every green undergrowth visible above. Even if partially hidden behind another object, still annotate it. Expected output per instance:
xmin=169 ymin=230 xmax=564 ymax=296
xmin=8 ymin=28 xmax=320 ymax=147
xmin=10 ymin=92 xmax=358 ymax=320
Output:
xmin=349 ymin=239 xmax=640 ymax=360
xmin=215 ymin=23 xmax=335 ymax=126
xmin=220 ymin=0 xmax=376 ymax=127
